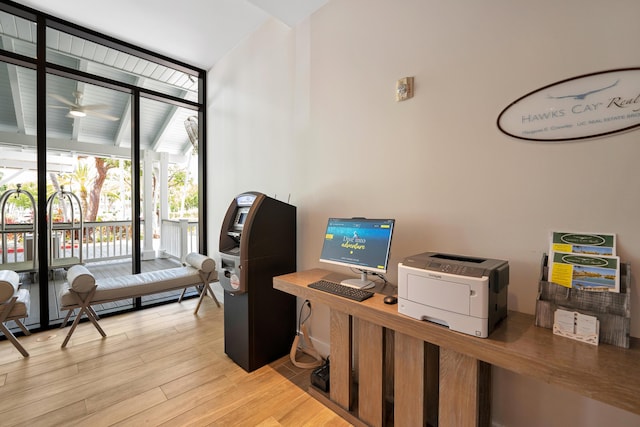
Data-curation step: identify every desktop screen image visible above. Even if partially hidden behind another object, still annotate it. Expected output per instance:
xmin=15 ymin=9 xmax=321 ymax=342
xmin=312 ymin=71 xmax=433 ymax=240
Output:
xmin=319 ymin=218 xmax=395 ymax=273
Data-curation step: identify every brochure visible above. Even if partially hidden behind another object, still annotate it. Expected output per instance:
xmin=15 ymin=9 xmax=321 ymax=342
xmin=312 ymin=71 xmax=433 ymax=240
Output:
xmin=549 ymin=231 xmax=616 ymax=256
xmin=553 ymin=308 xmax=599 ymax=346
xmin=548 ymin=251 xmax=620 ymax=292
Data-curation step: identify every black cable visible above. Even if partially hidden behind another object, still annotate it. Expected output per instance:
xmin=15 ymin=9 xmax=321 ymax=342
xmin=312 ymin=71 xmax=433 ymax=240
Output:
xmin=349 ymin=268 xmax=390 ymax=288
xmin=298 ymin=299 xmax=311 ymax=333
xmin=369 ymin=271 xmax=389 ymax=285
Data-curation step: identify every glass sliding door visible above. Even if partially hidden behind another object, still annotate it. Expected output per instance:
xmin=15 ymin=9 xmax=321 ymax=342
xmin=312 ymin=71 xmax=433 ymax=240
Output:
xmin=139 ymin=97 xmax=200 ymax=306
xmin=0 ymin=7 xmax=41 ymax=330
xmin=46 ymin=73 xmax=134 ymax=320
xmin=0 ymin=60 xmax=39 ymax=327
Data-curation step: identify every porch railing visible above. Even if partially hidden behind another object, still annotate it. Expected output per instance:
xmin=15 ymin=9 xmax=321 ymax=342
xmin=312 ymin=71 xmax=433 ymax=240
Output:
xmin=82 ymin=220 xmax=135 ymax=262
xmin=160 ymin=219 xmax=199 ymax=260
xmin=0 ymin=219 xmax=199 ymax=268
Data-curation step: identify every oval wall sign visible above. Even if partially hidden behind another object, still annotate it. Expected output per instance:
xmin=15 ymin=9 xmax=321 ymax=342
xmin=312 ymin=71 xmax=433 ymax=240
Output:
xmin=497 ymin=68 xmax=640 ymax=141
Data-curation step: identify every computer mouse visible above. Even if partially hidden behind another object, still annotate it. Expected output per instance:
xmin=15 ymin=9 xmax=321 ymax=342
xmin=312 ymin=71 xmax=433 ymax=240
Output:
xmin=383 ymin=295 xmax=398 ymax=305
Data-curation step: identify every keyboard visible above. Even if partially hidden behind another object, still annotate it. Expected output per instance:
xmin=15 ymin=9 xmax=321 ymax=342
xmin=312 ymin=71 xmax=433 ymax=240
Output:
xmin=308 ymin=280 xmax=374 ymax=302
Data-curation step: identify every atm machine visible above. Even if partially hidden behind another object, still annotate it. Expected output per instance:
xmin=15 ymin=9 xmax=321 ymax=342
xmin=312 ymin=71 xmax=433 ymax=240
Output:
xmin=218 ymin=192 xmax=297 ymax=372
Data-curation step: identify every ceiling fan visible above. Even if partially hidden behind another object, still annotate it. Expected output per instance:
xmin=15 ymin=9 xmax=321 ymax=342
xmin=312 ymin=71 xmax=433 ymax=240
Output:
xmin=49 ymin=91 xmax=119 ymax=121
xmin=184 ymin=116 xmax=198 ymax=154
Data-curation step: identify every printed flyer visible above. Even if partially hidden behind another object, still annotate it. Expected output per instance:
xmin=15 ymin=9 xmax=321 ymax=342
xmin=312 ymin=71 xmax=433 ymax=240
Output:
xmin=548 ymin=251 xmax=620 ymax=292
xmin=549 ymin=231 xmax=616 ymax=256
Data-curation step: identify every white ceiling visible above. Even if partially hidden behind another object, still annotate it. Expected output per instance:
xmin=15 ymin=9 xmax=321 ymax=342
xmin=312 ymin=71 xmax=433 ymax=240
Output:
xmin=10 ymin=0 xmax=328 ymax=70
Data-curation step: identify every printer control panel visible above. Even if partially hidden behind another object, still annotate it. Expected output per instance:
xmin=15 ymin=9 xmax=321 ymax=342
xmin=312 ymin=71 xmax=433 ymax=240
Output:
xmin=424 ymin=261 xmax=484 ymax=278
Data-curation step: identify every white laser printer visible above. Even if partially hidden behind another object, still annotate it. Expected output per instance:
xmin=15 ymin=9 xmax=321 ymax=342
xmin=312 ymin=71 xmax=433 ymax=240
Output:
xmin=398 ymin=252 xmax=509 ymax=338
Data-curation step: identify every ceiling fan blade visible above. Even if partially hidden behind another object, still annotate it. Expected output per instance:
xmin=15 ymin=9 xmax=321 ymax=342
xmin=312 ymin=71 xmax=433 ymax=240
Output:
xmin=48 ymin=105 xmax=69 ymax=110
xmin=80 ymin=103 xmax=110 ymax=111
xmin=49 ymin=93 xmax=77 ymax=107
xmin=86 ymin=110 xmax=120 ymax=121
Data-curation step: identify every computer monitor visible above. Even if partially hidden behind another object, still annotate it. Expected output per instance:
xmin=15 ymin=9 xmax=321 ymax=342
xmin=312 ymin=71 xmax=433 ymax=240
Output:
xmin=319 ymin=217 xmax=395 ymax=288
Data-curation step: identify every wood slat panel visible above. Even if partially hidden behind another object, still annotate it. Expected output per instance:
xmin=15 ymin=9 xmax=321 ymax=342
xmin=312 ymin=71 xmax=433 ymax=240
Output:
xmin=330 ymin=308 xmax=352 ymax=410
xmin=439 ymin=347 xmax=490 ymax=427
xmin=395 ymin=331 xmax=425 ymax=427
xmin=357 ymin=319 xmax=383 ymax=426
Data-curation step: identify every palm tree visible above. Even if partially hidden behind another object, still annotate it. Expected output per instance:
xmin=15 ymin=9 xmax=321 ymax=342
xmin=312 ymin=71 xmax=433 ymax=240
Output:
xmin=72 ymin=161 xmax=90 ymax=219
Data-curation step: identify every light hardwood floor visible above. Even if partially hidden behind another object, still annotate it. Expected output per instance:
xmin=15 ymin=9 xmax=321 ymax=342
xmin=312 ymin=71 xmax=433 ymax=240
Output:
xmin=0 ymin=297 xmax=351 ymax=426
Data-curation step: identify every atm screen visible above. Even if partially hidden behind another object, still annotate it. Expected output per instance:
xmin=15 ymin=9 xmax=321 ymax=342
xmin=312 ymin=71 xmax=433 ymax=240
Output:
xmin=234 ymin=207 xmax=250 ymax=228
xmin=237 ymin=212 xmax=247 ymax=225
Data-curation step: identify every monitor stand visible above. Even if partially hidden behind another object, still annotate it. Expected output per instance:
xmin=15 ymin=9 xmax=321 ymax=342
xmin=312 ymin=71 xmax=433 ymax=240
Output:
xmin=341 ymin=270 xmax=373 ymax=289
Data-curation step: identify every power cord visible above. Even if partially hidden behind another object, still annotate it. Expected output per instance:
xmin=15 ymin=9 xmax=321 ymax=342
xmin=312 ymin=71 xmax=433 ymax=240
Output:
xmin=290 ymin=299 xmax=323 ymax=369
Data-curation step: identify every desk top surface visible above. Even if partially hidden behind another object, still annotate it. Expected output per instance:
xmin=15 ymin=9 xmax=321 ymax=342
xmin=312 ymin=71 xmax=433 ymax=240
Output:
xmin=273 ymin=268 xmax=640 ymax=417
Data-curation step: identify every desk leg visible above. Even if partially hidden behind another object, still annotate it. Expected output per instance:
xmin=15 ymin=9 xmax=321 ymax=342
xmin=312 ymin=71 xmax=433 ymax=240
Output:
xmin=358 ymin=319 xmax=384 ymax=426
xmin=330 ymin=309 xmax=352 ymax=410
xmin=439 ymin=347 xmax=491 ymax=427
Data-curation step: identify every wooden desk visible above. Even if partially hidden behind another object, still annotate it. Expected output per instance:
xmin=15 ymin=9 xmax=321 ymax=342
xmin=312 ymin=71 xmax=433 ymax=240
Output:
xmin=274 ymin=269 xmax=640 ymax=427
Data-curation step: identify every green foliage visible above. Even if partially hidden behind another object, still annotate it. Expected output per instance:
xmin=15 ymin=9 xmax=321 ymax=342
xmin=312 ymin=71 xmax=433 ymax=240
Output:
xmin=2 ymin=156 xmax=198 ymax=223
xmin=0 ymin=182 xmax=38 ymax=212
xmin=167 ymin=164 xmax=198 ymax=218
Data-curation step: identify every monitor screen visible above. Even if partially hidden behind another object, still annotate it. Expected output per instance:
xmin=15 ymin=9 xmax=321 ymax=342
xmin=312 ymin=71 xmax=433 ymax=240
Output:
xmin=319 ymin=218 xmax=395 ymax=284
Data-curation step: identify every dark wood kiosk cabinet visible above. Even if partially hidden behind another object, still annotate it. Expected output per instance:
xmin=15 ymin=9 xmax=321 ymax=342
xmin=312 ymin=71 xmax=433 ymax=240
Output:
xmin=219 ymin=192 xmax=297 ymax=372
xmin=273 ymin=269 xmax=640 ymax=427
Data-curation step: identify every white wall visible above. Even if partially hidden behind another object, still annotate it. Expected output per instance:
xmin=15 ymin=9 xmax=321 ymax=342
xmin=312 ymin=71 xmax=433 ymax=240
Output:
xmin=207 ymin=18 xmax=297 ymax=218
xmin=208 ymin=1 xmax=640 ymax=425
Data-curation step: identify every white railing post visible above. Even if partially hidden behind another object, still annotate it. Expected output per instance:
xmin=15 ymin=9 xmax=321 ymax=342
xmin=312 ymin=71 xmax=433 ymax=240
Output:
xmin=141 ymin=150 xmax=155 ymax=260
xmin=180 ymin=219 xmax=188 ymax=260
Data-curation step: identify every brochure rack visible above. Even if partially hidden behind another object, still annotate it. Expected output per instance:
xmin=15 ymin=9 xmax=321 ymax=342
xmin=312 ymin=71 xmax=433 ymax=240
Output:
xmin=535 ymin=254 xmax=631 ymax=348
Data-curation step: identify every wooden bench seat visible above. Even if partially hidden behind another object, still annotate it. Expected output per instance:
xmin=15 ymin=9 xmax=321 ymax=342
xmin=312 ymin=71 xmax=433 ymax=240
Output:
xmin=58 ymin=252 xmax=219 ymax=347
